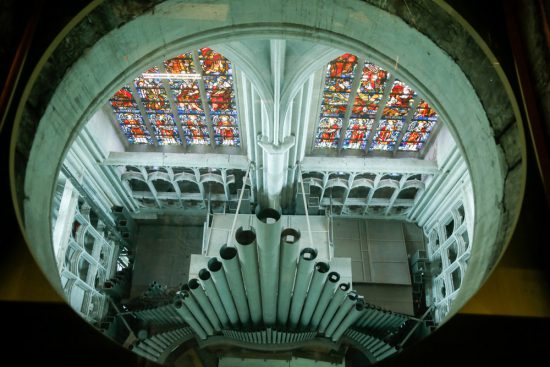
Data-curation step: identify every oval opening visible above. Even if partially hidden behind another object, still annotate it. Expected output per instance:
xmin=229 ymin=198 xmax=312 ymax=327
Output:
xmin=256 ymin=208 xmax=281 ymax=224
xmin=207 ymin=257 xmax=222 ymax=272
xmin=281 ymin=228 xmax=301 ymax=244
xmin=198 ymin=268 xmax=211 ymax=281
xmin=328 ymin=271 xmax=340 ymax=283
xmin=220 ymin=244 xmax=238 ymax=260
xmin=236 ymin=226 xmax=256 ymax=245
xmin=316 ymin=262 xmax=330 ymax=273
xmin=339 ymin=282 xmax=350 ymax=292
xmin=188 ymin=278 xmax=200 ymax=290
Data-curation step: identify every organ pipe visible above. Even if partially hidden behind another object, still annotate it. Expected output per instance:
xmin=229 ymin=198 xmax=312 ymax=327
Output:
xmin=299 ymin=261 xmax=330 ymax=328
xmin=277 ymin=228 xmax=301 ymax=325
xmin=188 ymin=278 xmax=222 ymax=332
xmin=235 ymin=226 xmax=262 ymax=325
xmin=220 ymin=244 xmax=250 ymax=325
xmin=255 ymin=208 xmax=283 ymax=326
xmin=173 ymin=297 xmax=207 ymax=340
xmin=309 ymin=271 xmax=340 ymax=329
xmin=207 ymin=257 xmax=240 ymax=326
xmin=288 ymin=248 xmax=317 ymax=328
xmin=318 ymin=282 xmax=350 ymax=333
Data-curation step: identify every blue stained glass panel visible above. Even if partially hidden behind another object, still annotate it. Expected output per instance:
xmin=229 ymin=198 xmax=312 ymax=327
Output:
xmin=148 ymin=113 xmax=182 ymax=145
xmin=370 ymin=119 xmax=403 ymax=151
xmin=115 ymin=112 xmax=152 ymax=144
xmin=110 ymin=87 xmax=152 ymax=144
xmin=343 ymin=118 xmax=373 ymax=149
xmin=315 ymin=117 xmax=343 ymax=148
xmin=212 ymin=115 xmax=240 ymax=146
xmin=180 ymin=114 xmax=210 ymax=145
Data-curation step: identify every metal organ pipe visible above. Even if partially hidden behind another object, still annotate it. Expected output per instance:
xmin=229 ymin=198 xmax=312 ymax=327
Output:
xmin=325 ymin=292 xmax=359 ymax=338
xmin=318 ymin=282 xmax=350 ymax=333
xmin=277 ymin=228 xmax=301 ymax=325
xmin=198 ymin=268 xmax=230 ymax=328
xmin=331 ymin=302 xmax=366 ymax=342
xmin=179 ymin=290 xmax=214 ymax=336
xmin=255 ymin=208 xmax=283 ymax=326
xmin=309 ymin=271 xmax=340 ymax=329
xmin=299 ymin=261 xmax=330 ymax=329
xmin=220 ymin=244 xmax=250 ymax=326
xmin=235 ymin=226 xmax=262 ymax=326
xmin=288 ymin=248 xmax=317 ymax=328
xmin=207 ymin=257 xmax=240 ymax=326
xmin=173 ymin=297 xmax=208 ymax=340
xmin=188 ymin=278 xmax=222 ymax=332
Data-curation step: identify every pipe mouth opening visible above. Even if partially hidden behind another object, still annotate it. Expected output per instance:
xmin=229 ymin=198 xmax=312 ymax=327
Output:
xmin=328 ymin=271 xmax=340 ymax=283
xmin=316 ymin=261 xmax=330 ymax=273
xmin=300 ymin=247 xmax=317 ymax=261
xmin=256 ymin=208 xmax=281 ymax=223
xmin=174 ymin=299 xmax=183 ymax=308
xmin=220 ymin=244 xmax=238 ymax=260
xmin=348 ymin=292 xmax=358 ymax=301
xmin=208 ymin=257 xmax=222 ymax=272
xmin=339 ymin=282 xmax=350 ymax=291
xmin=180 ymin=283 xmax=190 ymax=292
xmin=188 ymin=278 xmax=200 ymax=290
xmin=281 ymin=228 xmax=301 ymax=244
xmin=236 ymin=226 xmax=256 ymax=245
xmin=355 ymin=302 xmax=365 ymax=311
xmin=198 ymin=268 xmax=211 ymax=281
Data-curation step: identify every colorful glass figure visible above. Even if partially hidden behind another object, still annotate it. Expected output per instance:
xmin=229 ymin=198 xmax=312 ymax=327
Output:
xmin=212 ymin=115 xmax=240 ymax=146
xmin=351 ymin=63 xmax=389 ymax=119
xmin=343 ymin=118 xmax=373 ymax=149
xmin=315 ymin=53 xmax=359 ymax=147
xmin=316 ymin=117 xmax=343 ymax=148
xmin=109 ymin=87 xmax=152 ymax=144
xmin=199 ymin=47 xmax=240 ymax=146
xmin=180 ymin=115 xmax=210 ymax=145
xmin=199 ymin=47 xmax=232 ymax=76
xmin=148 ymin=113 xmax=183 ymax=145
xmin=382 ymin=80 xmax=415 ymax=118
xmin=399 ymin=100 xmax=438 ymax=151
xmin=370 ymin=119 xmax=404 ymax=151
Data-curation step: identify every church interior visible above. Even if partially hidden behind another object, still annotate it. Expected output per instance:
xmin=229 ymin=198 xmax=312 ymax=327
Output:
xmin=1 ymin=1 xmax=549 ymax=366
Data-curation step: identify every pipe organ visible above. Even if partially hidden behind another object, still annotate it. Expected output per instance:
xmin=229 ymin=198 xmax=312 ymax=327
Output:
xmin=127 ymin=209 xmax=414 ymax=364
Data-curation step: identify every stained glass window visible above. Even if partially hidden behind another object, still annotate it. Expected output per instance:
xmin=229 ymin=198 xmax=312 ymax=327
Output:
xmin=110 ymin=48 xmax=241 ymax=148
xmin=399 ymin=100 xmax=438 ymax=151
xmin=180 ymin=115 xmax=210 ymax=145
xmin=109 ymin=87 xmax=152 ymax=144
xmin=164 ymin=53 xmax=209 ymax=145
xmin=315 ymin=53 xmax=359 ymax=148
xmin=382 ymin=80 xmax=415 ymax=119
xmin=199 ymin=47 xmax=240 ymax=146
xmin=343 ymin=63 xmax=389 ymax=149
xmin=134 ymin=67 xmax=182 ymax=145
xmin=351 ymin=63 xmax=389 ymax=119
xmin=370 ymin=119 xmax=404 ymax=151
xmin=316 ymin=51 xmax=441 ymax=154
xmin=316 ymin=117 xmax=343 ymax=148
xmin=213 ymin=115 xmax=240 ymax=146
xmin=343 ymin=118 xmax=373 ymax=149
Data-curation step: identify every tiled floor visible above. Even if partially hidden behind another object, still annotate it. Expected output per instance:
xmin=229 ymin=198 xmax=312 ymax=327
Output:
xmin=130 ymin=224 xmax=203 ymax=298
